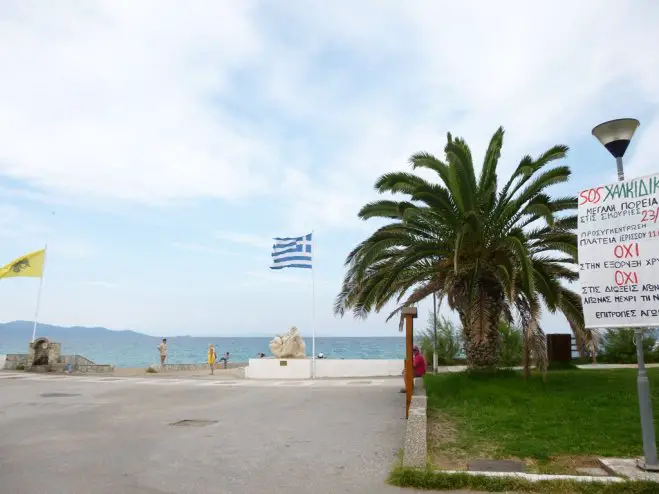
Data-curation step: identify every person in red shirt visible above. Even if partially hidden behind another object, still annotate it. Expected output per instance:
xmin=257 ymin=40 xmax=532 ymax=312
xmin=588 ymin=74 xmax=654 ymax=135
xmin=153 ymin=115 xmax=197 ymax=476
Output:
xmin=412 ymin=345 xmax=427 ymax=377
xmin=400 ymin=345 xmax=426 ymax=393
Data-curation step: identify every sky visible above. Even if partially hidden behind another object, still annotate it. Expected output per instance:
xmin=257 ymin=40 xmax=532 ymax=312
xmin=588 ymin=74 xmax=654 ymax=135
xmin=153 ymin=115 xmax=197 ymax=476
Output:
xmin=1 ymin=0 xmax=658 ymax=337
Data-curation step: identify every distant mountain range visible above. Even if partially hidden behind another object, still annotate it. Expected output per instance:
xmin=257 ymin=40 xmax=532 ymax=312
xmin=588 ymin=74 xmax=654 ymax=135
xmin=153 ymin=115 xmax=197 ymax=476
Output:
xmin=0 ymin=320 xmax=270 ymax=350
xmin=0 ymin=320 xmax=155 ymax=349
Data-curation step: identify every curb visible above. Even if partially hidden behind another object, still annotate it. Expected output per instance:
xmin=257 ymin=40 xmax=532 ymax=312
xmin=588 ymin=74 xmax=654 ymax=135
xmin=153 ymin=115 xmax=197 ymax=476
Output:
xmin=436 ymin=470 xmax=624 ymax=483
xmin=402 ymin=378 xmax=427 ymax=468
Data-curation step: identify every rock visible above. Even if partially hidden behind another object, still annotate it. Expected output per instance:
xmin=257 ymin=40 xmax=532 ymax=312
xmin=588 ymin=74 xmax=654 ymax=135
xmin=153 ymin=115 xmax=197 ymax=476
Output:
xmin=147 ymin=365 xmax=160 ymax=373
xmin=269 ymin=326 xmax=306 ymax=358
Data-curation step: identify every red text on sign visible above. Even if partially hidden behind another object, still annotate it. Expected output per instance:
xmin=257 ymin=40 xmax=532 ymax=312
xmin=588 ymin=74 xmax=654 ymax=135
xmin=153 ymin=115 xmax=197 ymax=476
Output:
xmin=615 ymin=270 xmax=639 ymax=286
xmin=579 ymin=187 xmax=604 ymax=205
xmin=613 ymin=243 xmax=640 ymax=259
xmin=641 ymin=208 xmax=659 ymax=224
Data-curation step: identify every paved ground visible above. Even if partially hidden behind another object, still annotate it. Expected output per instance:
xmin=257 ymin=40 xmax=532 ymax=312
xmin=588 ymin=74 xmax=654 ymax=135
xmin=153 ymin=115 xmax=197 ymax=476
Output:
xmin=0 ymin=372 xmax=399 ymax=388
xmin=0 ymin=374 xmax=436 ymax=494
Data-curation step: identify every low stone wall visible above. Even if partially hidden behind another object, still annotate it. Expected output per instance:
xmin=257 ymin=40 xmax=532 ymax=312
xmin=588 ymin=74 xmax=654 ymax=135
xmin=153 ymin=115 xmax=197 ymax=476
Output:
xmin=76 ymin=364 xmax=115 ymax=374
xmin=403 ymin=378 xmax=427 ymax=468
xmin=2 ymin=352 xmax=114 ymax=374
xmin=155 ymin=362 xmax=245 ymax=372
xmin=3 ymin=354 xmax=29 ymax=370
xmin=63 ymin=354 xmax=96 ymax=366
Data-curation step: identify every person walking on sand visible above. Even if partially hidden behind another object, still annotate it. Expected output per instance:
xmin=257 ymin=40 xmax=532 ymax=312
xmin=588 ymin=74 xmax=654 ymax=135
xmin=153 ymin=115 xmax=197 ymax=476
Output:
xmin=158 ymin=338 xmax=167 ymax=370
xmin=208 ymin=344 xmax=217 ymax=375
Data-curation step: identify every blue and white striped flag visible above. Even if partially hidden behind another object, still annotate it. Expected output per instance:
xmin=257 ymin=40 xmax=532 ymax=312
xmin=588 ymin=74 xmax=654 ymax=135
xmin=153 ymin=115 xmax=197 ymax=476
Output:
xmin=270 ymin=233 xmax=313 ymax=270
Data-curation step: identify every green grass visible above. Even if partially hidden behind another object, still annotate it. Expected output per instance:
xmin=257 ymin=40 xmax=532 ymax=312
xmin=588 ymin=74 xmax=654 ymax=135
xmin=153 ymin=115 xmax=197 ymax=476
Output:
xmin=425 ymin=369 xmax=659 ymax=469
xmin=389 ymin=467 xmax=659 ymax=493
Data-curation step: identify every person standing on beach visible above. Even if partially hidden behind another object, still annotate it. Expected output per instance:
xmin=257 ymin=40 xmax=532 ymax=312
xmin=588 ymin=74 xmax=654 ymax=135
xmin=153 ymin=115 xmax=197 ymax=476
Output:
xmin=208 ymin=344 xmax=216 ymax=375
xmin=158 ymin=338 xmax=167 ymax=369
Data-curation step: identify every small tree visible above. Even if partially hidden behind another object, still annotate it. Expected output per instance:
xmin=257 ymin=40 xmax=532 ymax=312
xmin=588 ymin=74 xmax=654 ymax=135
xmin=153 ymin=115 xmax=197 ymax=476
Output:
xmin=416 ymin=312 xmax=462 ymax=366
xmin=601 ymin=328 xmax=656 ymax=364
xmin=499 ymin=320 xmax=524 ymax=368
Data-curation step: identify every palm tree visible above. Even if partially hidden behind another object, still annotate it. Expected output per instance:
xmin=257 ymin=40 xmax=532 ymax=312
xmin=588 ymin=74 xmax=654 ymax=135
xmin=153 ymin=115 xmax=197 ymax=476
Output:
xmin=334 ymin=127 xmax=584 ymax=369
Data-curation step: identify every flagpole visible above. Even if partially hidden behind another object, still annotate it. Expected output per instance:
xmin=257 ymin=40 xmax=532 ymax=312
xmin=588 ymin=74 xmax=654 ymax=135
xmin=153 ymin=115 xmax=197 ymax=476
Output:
xmin=311 ymin=230 xmax=316 ymax=379
xmin=31 ymin=244 xmax=47 ymax=342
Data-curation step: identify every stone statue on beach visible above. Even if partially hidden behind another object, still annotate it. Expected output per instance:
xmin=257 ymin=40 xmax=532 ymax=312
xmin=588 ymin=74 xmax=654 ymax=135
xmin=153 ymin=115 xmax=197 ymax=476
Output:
xmin=269 ymin=326 xmax=306 ymax=358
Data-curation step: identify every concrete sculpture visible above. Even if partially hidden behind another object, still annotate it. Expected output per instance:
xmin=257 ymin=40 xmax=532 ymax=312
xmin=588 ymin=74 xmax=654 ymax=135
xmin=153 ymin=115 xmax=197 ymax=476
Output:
xmin=269 ymin=326 xmax=306 ymax=358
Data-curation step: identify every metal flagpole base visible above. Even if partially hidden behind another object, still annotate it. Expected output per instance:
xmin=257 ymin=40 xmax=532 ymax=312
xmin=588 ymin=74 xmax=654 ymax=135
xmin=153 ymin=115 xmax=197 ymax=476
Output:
xmin=636 ymin=458 xmax=659 ymax=472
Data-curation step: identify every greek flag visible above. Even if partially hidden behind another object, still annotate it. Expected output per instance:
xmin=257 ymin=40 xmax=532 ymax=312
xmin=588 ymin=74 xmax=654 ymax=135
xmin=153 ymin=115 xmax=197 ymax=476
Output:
xmin=270 ymin=233 xmax=313 ymax=270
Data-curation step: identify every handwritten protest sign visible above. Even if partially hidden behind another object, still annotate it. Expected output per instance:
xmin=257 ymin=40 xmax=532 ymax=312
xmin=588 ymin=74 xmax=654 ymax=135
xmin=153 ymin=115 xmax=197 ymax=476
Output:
xmin=578 ymin=172 xmax=659 ymax=328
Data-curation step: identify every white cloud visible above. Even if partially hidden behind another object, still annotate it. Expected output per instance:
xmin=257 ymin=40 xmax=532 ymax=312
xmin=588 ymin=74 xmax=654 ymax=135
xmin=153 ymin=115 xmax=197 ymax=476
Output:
xmin=216 ymin=231 xmax=272 ymax=249
xmin=83 ymin=281 xmax=118 ymax=288
xmin=171 ymin=241 xmax=231 ymax=255
xmin=0 ymin=1 xmax=275 ymax=204
xmin=3 ymin=1 xmax=657 ymax=224
xmin=48 ymin=240 xmax=94 ymax=260
xmin=0 ymin=204 xmax=49 ymax=239
xmin=242 ymin=269 xmax=304 ymax=287
xmin=263 ymin=1 xmax=659 ymax=230
xmin=241 ymin=269 xmax=333 ymax=288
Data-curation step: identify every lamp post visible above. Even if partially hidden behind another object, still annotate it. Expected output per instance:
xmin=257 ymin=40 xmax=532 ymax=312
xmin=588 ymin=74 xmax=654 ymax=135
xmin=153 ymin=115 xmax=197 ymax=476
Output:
xmin=433 ymin=292 xmax=438 ymax=373
xmin=592 ymin=118 xmax=659 ymax=471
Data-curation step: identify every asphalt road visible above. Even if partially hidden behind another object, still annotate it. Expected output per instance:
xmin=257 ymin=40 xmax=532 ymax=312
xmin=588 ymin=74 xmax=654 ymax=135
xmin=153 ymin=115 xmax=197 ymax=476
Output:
xmin=0 ymin=375 xmax=431 ymax=494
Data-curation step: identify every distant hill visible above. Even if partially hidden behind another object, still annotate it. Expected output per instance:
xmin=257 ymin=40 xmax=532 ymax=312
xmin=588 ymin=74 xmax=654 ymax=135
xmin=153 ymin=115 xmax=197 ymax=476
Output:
xmin=0 ymin=320 xmax=156 ymax=351
xmin=0 ymin=320 xmax=274 ymax=355
xmin=1 ymin=320 xmax=149 ymax=338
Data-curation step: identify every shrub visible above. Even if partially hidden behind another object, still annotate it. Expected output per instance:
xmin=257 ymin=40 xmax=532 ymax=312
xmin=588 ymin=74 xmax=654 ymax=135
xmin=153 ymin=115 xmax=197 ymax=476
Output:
xmin=15 ymin=364 xmax=25 ymax=371
xmin=416 ymin=312 xmax=462 ymax=366
xmin=499 ymin=320 xmax=523 ymax=368
xmin=600 ymin=328 xmax=656 ymax=364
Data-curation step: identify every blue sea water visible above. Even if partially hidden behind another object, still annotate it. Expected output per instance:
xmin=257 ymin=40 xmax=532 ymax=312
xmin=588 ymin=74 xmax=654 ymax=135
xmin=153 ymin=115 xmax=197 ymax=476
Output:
xmin=0 ymin=335 xmax=406 ymax=368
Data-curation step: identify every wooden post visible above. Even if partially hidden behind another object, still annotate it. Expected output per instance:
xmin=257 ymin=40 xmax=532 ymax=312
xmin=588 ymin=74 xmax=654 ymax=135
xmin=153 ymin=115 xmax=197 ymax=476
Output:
xmin=402 ymin=306 xmax=418 ymax=419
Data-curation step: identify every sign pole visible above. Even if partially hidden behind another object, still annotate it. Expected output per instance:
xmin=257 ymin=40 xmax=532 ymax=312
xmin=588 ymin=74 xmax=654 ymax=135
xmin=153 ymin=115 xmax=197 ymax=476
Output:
xmin=586 ymin=119 xmax=659 ymax=471
xmin=432 ymin=292 xmax=438 ymax=373
xmin=635 ymin=327 xmax=658 ymax=469
xmin=311 ymin=230 xmax=316 ymax=380
xmin=402 ymin=306 xmax=418 ymax=419
xmin=31 ymin=244 xmax=47 ymax=343
xmin=614 ymin=157 xmax=659 ymax=471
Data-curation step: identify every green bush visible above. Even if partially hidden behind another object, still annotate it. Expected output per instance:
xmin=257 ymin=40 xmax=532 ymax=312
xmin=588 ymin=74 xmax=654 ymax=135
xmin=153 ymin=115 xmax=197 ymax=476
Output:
xmin=15 ymin=364 xmax=25 ymax=371
xmin=600 ymin=328 xmax=656 ymax=364
xmin=416 ymin=312 xmax=462 ymax=366
xmin=499 ymin=320 xmax=523 ymax=368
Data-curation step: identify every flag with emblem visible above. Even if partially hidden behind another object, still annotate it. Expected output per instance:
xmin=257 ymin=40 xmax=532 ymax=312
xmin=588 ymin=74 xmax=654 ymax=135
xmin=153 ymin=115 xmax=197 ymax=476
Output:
xmin=0 ymin=249 xmax=46 ymax=279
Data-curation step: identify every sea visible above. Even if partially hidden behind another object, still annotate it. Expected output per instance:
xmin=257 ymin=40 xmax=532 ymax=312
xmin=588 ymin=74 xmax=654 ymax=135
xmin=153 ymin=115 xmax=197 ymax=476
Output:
xmin=0 ymin=335 xmax=406 ymax=368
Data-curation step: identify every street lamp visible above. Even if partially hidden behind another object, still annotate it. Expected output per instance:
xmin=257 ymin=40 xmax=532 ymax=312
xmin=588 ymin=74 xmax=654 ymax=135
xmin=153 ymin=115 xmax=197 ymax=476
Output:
xmin=591 ymin=118 xmax=640 ymax=182
xmin=591 ymin=118 xmax=659 ymax=472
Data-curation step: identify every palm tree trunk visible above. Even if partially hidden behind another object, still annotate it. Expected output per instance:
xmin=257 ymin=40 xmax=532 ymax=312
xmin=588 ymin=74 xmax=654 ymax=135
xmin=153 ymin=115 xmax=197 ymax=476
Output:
xmin=523 ymin=331 xmax=531 ymax=379
xmin=460 ymin=298 xmax=502 ymax=370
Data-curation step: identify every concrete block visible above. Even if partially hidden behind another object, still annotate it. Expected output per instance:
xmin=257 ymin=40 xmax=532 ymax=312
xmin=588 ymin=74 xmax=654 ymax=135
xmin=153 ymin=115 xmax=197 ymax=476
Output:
xmin=403 ymin=383 xmax=427 ymax=468
xmin=599 ymin=458 xmax=659 ymax=482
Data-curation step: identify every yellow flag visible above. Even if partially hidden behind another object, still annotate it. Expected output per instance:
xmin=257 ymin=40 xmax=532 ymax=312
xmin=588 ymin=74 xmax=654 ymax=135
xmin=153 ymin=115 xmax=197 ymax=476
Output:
xmin=0 ymin=249 xmax=45 ymax=279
